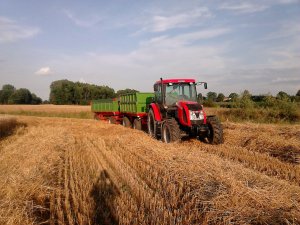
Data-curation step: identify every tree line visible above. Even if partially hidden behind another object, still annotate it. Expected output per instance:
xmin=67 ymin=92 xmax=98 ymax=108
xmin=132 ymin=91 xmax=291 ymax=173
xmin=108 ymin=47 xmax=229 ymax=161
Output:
xmin=205 ymin=90 xmax=300 ymax=103
xmin=49 ymin=80 xmax=138 ymax=105
xmin=0 ymin=84 xmax=42 ymax=104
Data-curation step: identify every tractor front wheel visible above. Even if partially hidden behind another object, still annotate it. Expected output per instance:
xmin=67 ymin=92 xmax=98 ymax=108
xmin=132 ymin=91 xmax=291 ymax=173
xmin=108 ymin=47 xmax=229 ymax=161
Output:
xmin=206 ymin=116 xmax=223 ymax=144
xmin=161 ymin=119 xmax=181 ymax=143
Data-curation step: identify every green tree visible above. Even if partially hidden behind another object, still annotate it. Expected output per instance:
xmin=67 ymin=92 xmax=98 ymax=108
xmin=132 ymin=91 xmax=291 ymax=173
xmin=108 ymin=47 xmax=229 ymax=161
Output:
xmin=276 ymin=91 xmax=290 ymax=100
xmin=239 ymin=90 xmax=254 ymax=109
xmin=242 ymin=90 xmax=251 ymax=98
xmin=49 ymin=79 xmax=116 ymax=105
xmin=229 ymin=93 xmax=239 ymax=101
xmin=116 ymin=89 xmax=139 ymax=96
xmin=207 ymin=92 xmax=217 ymax=101
xmin=216 ymin=93 xmax=225 ymax=102
xmin=296 ymin=90 xmax=300 ymax=97
xmin=31 ymin=93 xmax=42 ymax=104
xmin=8 ymin=88 xmax=32 ymax=104
xmin=0 ymin=84 xmax=15 ymax=104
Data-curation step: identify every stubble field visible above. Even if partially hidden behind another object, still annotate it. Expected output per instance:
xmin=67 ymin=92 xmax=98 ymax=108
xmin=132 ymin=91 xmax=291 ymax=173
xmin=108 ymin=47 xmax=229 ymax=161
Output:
xmin=0 ymin=105 xmax=300 ymax=225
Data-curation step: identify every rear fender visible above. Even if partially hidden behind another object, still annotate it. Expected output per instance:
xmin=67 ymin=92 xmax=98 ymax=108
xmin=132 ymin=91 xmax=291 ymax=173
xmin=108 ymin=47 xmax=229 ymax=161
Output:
xmin=149 ymin=103 xmax=162 ymax=121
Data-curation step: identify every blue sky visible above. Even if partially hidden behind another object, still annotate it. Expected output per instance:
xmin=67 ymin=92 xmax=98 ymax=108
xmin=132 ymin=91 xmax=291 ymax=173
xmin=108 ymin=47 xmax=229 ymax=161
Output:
xmin=0 ymin=0 xmax=299 ymax=100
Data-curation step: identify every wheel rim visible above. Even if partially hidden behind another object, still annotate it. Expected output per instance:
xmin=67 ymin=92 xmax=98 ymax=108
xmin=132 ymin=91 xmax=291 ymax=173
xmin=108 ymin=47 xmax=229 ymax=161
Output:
xmin=148 ymin=114 xmax=154 ymax=135
xmin=163 ymin=125 xmax=171 ymax=143
xmin=108 ymin=119 xmax=111 ymax=124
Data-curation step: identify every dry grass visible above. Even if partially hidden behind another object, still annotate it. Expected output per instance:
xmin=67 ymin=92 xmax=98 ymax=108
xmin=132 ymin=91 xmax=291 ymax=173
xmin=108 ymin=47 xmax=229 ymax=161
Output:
xmin=0 ymin=114 xmax=300 ymax=225
xmin=0 ymin=104 xmax=93 ymax=119
xmin=0 ymin=104 xmax=91 ymax=113
xmin=0 ymin=116 xmax=18 ymax=138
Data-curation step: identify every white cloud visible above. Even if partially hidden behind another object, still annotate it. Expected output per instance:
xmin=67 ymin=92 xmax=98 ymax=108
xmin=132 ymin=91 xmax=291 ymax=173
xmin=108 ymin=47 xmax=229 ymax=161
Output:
xmin=35 ymin=67 xmax=51 ymax=76
xmin=219 ymin=2 xmax=268 ymax=13
xmin=63 ymin=10 xmax=101 ymax=28
xmin=140 ymin=28 xmax=231 ymax=49
xmin=219 ymin=0 xmax=299 ymax=14
xmin=0 ymin=16 xmax=40 ymax=43
xmin=133 ymin=7 xmax=212 ymax=34
xmin=151 ymin=7 xmax=212 ymax=32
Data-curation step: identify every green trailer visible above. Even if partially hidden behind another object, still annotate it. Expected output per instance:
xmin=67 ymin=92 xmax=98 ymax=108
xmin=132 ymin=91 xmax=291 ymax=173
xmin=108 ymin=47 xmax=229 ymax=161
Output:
xmin=92 ymin=92 xmax=154 ymax=129
xmin=119 ymin=92 xmax=153 ymax=113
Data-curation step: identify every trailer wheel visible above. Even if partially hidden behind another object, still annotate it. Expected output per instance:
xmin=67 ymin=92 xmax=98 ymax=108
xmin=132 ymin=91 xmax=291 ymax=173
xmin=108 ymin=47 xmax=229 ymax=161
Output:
xmin=147 ymin=109 xmax=157 ymax=138
xmin=133 ymin=119 xmax=142 ymax=130
xmin=94 ymin=113 xmax=99 ymax=120
xmin=161 ymin=119 xmax=181 ymax=143
xmin=206 ymin=116 xmax=223 ymax=144
xmin=122 ymin=117 xmax=132 ymax=128
xmin=108 ymin=117 xmax=116 ymax=124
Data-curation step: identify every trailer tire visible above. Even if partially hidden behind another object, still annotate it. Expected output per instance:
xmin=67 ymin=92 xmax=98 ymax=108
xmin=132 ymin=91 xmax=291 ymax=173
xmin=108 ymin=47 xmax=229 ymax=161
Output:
xmin=147 ymin=109 xmax=157 ymax=138
xmin=108 ymin=117 xmax=116 ymax=124
xmin=161 ymin=118 xmax=181 ymax=143
xmin=94 ymin=113 xmax=99 ymax=120
xmin=206 ymin=116 xmax=223 ymax=144
xmin=122 ymin=117 xmax=132 ymax=128
xmin=133 ymin=119 xmax=142 ymax=130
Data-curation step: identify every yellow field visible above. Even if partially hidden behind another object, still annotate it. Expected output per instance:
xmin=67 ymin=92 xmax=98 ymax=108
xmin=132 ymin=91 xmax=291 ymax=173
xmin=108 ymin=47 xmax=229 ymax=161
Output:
xmin=0 ymin=104 xmax=91 ymax=113
xmin=0 ymin=105 xmax=300 ymax=224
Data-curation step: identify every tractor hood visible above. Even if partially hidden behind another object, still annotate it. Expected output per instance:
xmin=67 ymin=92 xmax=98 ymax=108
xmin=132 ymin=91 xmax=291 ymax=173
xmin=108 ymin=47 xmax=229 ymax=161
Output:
xmin=177 ymin=100 xmax=203 ymax=111
xmin=176 ymin=101 xmax=206 ymax=126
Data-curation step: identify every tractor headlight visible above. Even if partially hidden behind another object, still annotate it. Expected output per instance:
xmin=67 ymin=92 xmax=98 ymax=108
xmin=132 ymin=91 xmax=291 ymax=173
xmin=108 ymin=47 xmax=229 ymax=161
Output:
xmin=189 ymin=110 xmax=204 ymax=120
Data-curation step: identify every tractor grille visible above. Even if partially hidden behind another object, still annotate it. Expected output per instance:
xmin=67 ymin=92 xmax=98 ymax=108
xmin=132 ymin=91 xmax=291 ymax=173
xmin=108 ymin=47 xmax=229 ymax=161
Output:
xmin=187 ymin=104 xmax=202 ymax=111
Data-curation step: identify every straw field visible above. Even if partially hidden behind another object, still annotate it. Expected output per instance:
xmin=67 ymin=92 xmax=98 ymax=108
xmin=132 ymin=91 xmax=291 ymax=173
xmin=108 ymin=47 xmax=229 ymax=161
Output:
xmin=0 ymin=105 xmax=300 ymax=225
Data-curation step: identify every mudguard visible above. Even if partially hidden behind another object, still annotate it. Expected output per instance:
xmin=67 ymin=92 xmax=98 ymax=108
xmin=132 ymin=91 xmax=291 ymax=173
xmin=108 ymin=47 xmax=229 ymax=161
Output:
xmin=149 ymin=103 xmax=162 ymax=121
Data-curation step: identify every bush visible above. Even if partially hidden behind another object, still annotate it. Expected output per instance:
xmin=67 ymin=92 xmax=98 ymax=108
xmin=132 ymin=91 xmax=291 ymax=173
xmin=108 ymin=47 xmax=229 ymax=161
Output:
xmin=203 ymin=99 xmax=218 ymax=108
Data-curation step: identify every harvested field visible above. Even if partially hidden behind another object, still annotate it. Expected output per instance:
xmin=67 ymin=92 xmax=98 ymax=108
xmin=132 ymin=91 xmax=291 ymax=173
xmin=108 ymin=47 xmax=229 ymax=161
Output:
xmin=0 ymin=111 xmax=300 ymax=224
xmin=0 ymin=104 xmax=90 ymax=113
xmin=0 ymin=115 xmax=20 ymax=138
xmin=0 ymin=105 xmax=92 ymax=119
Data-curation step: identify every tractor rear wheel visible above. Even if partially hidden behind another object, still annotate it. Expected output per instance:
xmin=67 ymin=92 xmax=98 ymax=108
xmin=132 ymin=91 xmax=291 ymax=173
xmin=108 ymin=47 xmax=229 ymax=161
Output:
xmin=108 ymin=117 xmax=116 ymax=124
xmin=147 ymin=109 xmax=157 ymax=138
xmin=133 ymin=118 xmax=142 ymax=130
xmin=122 ymin=117 xmax=132 ymax=128
xmin=206 ymin=116 xmax=223 ymax=144
xmin=161 ymin=119 xmax=181 ymax=143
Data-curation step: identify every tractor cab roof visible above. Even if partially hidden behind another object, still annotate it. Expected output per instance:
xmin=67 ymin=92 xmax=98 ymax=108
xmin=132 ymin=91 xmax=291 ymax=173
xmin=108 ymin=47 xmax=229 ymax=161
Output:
xmin=155 ymin=78 xmax=196 ymax=85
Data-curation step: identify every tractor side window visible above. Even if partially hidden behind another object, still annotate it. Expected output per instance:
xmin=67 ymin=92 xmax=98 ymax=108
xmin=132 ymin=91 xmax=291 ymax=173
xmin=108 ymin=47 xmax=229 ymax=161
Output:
xmin=154 ymin=84 xmax=162 ymax=103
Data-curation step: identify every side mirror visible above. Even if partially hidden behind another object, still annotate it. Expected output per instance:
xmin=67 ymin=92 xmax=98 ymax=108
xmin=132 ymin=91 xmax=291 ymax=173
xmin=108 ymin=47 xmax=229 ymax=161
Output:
xmin=204 ymin=83 xmax=207 ymax=89
xmin=154 ymin=85 xmax=158 ymax=92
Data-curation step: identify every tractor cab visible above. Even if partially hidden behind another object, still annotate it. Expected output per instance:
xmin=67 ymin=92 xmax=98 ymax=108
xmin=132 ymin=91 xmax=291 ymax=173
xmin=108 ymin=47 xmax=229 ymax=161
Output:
xmin=154 ymin=79 xmax=200 ymax=107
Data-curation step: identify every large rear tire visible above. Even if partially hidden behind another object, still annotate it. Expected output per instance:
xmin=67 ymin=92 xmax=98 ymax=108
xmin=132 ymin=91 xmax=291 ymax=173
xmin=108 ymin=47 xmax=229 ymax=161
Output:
xmin=206 ymin=116 xmax=223 ymax=144
xmin=147 ymin=109 xmax=157 ymax=138
xmin=133 ymin=118 xmax=142 ymax=130
xmin=161 ymin=119 xmax=181 ymax=143
xmin=122 ymin=117 xmax=132 ymax=128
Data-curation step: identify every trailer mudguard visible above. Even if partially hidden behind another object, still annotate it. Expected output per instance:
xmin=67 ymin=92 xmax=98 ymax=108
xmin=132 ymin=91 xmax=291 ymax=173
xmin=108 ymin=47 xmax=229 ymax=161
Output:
xmin=149 ymin=103 xmax=162 ymax=121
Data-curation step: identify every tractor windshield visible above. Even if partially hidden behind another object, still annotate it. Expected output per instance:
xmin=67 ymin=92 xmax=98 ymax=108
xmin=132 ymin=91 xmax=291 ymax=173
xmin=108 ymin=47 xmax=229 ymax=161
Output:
xmin=165 ymin=82 xmax=197 ymax=106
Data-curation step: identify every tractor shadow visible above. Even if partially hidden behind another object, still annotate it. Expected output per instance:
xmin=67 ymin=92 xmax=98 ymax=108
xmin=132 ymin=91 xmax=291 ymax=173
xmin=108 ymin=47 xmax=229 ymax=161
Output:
xmin=90 ymin=170 xmax=120 ymax=225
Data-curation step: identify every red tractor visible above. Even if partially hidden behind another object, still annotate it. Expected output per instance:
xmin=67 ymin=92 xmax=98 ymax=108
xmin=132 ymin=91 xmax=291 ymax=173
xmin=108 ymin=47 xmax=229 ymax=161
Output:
xmin=147 ymin=78 xmax=223 ymax=144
